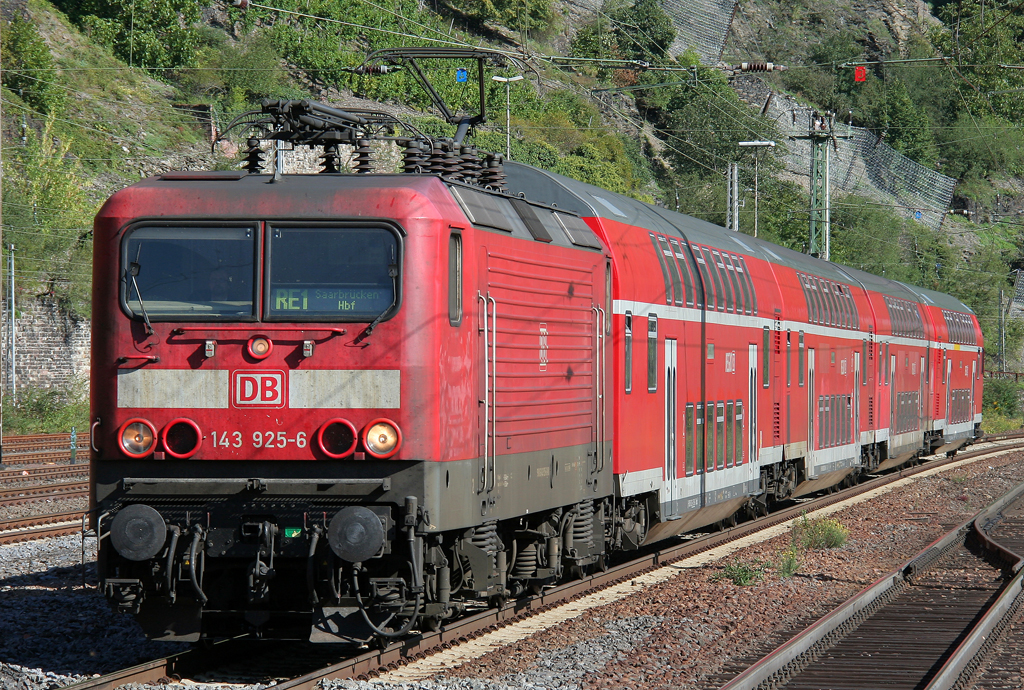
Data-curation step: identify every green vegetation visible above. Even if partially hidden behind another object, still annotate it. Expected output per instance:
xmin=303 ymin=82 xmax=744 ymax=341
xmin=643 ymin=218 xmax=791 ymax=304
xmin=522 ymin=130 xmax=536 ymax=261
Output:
xmin=983 ymin=378 xmax=1023 ymax=417
xmin=1 ymin=381 xmax=89 ymax=435
xmin=795 ymin=514 xmax=849 ymax=550
xmin=715 ymin=558 xmax=771 ymax=586
xmin=777 ymin=544 xmax=801 ymax=578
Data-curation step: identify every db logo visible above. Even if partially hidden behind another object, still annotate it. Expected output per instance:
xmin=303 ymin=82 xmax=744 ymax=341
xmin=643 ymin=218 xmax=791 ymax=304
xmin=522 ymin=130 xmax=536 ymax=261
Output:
xmin=233 ymin=371 xmax=285 ymax=407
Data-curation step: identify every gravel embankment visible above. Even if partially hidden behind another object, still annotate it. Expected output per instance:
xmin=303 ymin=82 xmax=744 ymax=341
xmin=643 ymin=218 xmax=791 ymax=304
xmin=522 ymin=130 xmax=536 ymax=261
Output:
xmin=1 ymin=450 xmax=1022 ymax=690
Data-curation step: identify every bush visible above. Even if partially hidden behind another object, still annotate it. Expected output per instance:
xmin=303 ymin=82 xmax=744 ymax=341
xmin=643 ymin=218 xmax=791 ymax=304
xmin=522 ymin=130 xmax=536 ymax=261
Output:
xmin=2 ymin=382 xmax=89 ymax=435
xmin=796 ymin=514 xmax=849 ymax=550
xmin=1 ymin=15 xmax=65 ymax=114
xmin=983 ymin=377 xmax=1022 ymax=417
xmin=715 ymin=559 xmax=770 ymax=586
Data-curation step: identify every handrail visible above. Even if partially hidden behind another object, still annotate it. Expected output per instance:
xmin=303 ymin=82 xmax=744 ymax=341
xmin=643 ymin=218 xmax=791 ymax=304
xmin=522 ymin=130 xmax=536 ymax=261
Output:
xmin=478 ymin=291 xmax=489 ymax=495
xmin=487 ymin=294 xmax=497 ymax=493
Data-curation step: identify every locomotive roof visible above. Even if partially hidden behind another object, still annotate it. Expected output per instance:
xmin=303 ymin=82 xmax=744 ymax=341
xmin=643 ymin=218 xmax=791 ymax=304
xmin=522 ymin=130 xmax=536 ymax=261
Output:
xmin=503 ymin=162 xmax=974 ymax=316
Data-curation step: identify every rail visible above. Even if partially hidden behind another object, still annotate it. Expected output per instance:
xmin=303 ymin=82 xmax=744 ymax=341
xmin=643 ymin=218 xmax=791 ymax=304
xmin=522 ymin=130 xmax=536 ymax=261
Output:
xmin=65 ymin=437 xmax=1024 ymax=690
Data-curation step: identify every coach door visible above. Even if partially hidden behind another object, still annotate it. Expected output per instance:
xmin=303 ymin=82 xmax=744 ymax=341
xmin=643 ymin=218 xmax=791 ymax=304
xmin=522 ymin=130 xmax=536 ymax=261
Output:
xmin=748 ymin=343 xmax=758 ymax=463
xmin=853 ymin=352 xmax=860 ymax=447
xmin=807 ymin=349 xmax=816 ymax=465
xmin=665 ymin=338 xmax=679 ymax=510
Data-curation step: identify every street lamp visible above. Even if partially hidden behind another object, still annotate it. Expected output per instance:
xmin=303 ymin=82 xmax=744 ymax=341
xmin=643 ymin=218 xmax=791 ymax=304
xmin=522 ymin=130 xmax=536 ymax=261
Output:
xmin=492 ymin=75 xmax=524 ymax=159
xmin=737 ymin=140 xmax=775 ymax=237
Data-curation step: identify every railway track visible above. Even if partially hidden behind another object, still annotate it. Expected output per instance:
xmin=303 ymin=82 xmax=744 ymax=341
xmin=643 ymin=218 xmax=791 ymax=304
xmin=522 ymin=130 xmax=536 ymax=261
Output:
xmin=0 ymin=481 xmax=89 ymax=507
xmin=0 ymin=511 xmax=85 ymax=545
xmin=0 ymin=465 xmax=89 ymax=482
xmin=715 ymin=479 xmax=1024 ymax=690
xmin=62 ymin=436 xmax=1024 ymax=690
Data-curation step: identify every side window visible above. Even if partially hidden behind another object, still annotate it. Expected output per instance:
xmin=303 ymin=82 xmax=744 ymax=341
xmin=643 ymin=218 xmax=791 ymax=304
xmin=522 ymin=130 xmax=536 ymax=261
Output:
xmin=716 ymin=402 xmax=725 ymax=469
xmin=730 ymin=254 xmax=750 ymax=315
xmin=624 ymin=311 xmax=633 ymax=394
xmin=605 ymin=262 xmax=611 ymax=335
xmin=786 ymin=330 xmax=792 ymax=387
xmin=701 ymin=246 xmax=725 ymax=311
xmin=658 ymin=236 xmax=683 ymax=307
xmin=695 ymin=402 xmax=705 ymax=473
xmin=704 ymin=402 xmax=715 ymax=472
xmin=448 ymin=232 xmax=462 ymax=326
xmin=692 ymin=244 xmax=714 ymax=309
xmin=762 ymin=327 xmax=770 ymax=388
xmin=648 ymin=233 xmax=672 ymax=305
xmin=738 ymin=256 xmax=757 ymax=315
xmin=736 ymin=400 xmax=745 ymax=464
xmin=712 ymin=250 xmax=734 ymax=312
xmin=647 ymin=314 xmax=658 ymax=392
xmin=798 ymin=331 xmax=805 ymax=386
xmin=725 ymin=401 xmax=735 ymax=467
xmin=685 ymin=403 xmax=695 ymax=475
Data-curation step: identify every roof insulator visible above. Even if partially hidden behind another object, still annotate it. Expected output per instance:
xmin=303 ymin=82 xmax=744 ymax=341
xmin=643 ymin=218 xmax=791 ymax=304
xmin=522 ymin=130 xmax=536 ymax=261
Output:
xmin=231 ymin=0 xmax=249 ymax=8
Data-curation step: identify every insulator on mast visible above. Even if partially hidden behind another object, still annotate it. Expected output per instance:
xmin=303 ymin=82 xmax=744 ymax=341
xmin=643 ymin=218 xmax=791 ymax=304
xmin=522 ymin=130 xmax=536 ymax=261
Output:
xmin=319 ymin=144 xmax=340 ymax=174
xmin=242 ymin=137 xmax=264 ymax=173
xmin=353 ymin=139 xmax=374 ymax=174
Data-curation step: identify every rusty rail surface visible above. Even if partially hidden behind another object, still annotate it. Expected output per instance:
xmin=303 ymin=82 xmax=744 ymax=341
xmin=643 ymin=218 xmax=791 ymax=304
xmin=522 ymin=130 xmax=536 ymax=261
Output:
xmin=0 ymin=466 xmax=90 ymax=482
xmin=0 ymin=481 xmax=89 ymax=507
xmin=0 ymin=511 xmax=87 ymax=545
xmin=718 ymin=480 xmax=1024 ymax=690
xmin=63 ymin=439 xmax=1024 ymax=690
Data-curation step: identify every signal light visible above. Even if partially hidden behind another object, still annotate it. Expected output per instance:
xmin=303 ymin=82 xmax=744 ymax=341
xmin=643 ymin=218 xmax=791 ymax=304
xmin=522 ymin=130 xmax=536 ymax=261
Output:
xmin=118 ymin=418 xmax=157 ymax=458
xmin=247 ymin=335 xmax=273 ymax=359
xmin=317 ymin=419 xmax=358 ymax=459
xmin=161 ymin=418 xmax=202 ymax=459
xmin=362 ymin=418 xmax=402 ymax=459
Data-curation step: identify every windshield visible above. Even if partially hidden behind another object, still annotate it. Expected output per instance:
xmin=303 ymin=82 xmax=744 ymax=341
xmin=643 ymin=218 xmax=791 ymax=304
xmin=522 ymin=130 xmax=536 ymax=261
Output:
xmin=266 ymin=226 xmax=400 ymax=321
xmin=123 ymin=226 xmax=256 ymax=319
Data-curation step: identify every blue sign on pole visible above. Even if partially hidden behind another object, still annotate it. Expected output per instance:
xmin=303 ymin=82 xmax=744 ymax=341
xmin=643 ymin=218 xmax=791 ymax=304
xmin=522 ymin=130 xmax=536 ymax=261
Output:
xmin=456 ymin=68 xmax=468 ymax=82
xmin=914 ymin=210 xmax=922 ymax=220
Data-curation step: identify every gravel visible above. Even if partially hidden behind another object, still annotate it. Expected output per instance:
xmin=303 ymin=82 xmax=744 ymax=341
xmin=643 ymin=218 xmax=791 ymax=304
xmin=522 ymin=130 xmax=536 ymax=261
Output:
xmin=1 ymin=450 xmax=1022 ymax=690
xmin=0 ymin=536 xmax=188 ymax=690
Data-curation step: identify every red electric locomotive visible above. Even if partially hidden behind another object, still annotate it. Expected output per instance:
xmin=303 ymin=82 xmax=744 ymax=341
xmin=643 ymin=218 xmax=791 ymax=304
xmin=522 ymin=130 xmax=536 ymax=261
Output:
xmin=91 ymin=52 xmax=982 ymax=644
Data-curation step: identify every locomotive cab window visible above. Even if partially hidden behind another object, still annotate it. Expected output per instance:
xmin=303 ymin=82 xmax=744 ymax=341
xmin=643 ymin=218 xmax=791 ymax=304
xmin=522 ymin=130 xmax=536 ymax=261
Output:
xmin=266 ymin=225 xmax=401 ymax=321
xmin=122 ymin=225 xmax=257 ymax=320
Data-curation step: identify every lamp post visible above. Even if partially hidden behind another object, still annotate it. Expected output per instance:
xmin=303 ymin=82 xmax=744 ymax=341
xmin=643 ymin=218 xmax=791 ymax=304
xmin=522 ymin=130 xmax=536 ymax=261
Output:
xmin=491 ymin=75 xmax=523 ymax=159
xmin=737 ymin=140 xmax=775 ymax=237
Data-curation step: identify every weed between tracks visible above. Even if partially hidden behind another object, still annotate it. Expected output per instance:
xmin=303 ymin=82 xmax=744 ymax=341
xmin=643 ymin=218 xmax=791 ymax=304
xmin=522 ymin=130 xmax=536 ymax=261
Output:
xmin=714 ymin=514 xmax=848 ymax=586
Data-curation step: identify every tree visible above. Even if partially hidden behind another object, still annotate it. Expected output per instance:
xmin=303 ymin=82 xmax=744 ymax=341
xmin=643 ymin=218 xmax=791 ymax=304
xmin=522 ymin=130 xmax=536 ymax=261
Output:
xmin=868 ymin=77 xmax=937 ymax=168
xmin=51 ymin=0 xmax=205 ymax=70
xmin=1 ymin=15 xmax=64 ymax=115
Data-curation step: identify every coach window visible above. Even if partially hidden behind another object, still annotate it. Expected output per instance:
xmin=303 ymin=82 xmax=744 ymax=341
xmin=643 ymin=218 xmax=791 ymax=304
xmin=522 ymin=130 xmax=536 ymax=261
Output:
xmin=122 ymin=225 xmax=257 ymax=320
xmin=736 ymin=400 xmax=745 ymax=463
xmin=786 ymin=330 xmax=792 ymax=387
xmin=705 ymin=402 xmax=715 ymax=472
xmin=685 ymin=403 xmax=695 ymax=475
xmin=605 ymin=262 xmax=612 ymax=335
xmin=885 ymin=343 xmax=891 ymax=384
xmin=762 ymin=327 xmax=771 ymax=387
xmin=716 ymin=402 xmax=726 ymax=469
xmin=701 ymin=247 xmax=726 ymax=311
xmin=647 ymin=314 xmax=658 ymax=392
xmin=648 ymin=233 xmax=673 ymax=305
xmin=738 ymin=256 xmax=757 ymax=315
xmin=624 ymin=311 xmax=633 ymax=393
xmin=862 ymin=340 xmax=868 ymax=385
xmin=731 ymin=255 xmax=751 ymax=314
xmin=693 ymin=246 xmax=715 ymax=310
xmin=695 ymin=403 xmax=705 ymax=473
xmin=725 ymin=401 xmax=735 ymax=467
xmin=798 ymin=331 xmax=805 ymax=386
xmin=448 ymin=232 xmax=462 ymax=326
xmin=266 ymin=225 xmax=401 ymax=321
xmin=658 ymin=236 xmax=683 ymax=307
xmin=669 ymin=239 xmax=695 ymax=307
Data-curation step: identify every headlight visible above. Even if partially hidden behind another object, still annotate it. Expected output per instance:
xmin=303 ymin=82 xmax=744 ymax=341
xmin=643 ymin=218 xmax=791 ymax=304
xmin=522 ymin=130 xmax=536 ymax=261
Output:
xmin=161 ymin=418 xmax=202 ymax=459
xmin=118 ymin=418 xmax=157 ymax=458
xmin=247 ymin=335 xmax=273 ymax=359
xmin=317 ymin=418 xmax=358 ymax=459
xmin=362 ymin=418 xmax=402 ymax=459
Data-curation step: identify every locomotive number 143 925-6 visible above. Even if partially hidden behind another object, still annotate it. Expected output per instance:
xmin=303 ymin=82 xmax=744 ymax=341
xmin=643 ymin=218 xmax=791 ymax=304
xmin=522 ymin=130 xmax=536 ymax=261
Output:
xmin=210 ymin=431 xmax=309 ymax=448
